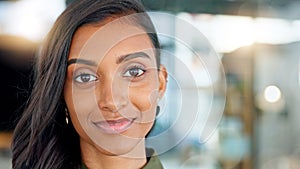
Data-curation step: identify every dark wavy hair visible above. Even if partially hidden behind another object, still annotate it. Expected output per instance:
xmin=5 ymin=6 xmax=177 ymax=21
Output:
xmin=11 ymin=0 xmax=160 ymax=168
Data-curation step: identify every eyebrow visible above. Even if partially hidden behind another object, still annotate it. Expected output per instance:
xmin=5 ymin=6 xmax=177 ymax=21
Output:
xmin=67 ymin=52 xmax=151 ymax=67
xmin=67 ymin=58 xmax=97 ymax=67
xmin=116 ymin=52 xmax=151 ymax=64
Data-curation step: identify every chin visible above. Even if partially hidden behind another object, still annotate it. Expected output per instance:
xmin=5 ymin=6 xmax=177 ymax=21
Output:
xmin=94 ymin=137 xmax=144 ymax=157
xmin=83 ymin=122 xmax=151 ymax=157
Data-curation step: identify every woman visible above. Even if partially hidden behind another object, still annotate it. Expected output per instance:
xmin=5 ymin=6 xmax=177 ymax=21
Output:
xmin=11 ymin=0 xmax=167 ymax=168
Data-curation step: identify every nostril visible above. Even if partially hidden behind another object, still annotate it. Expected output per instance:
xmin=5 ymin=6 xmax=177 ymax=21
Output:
xmin=97 ymin=82 xmax=128 ymax=113
xmin=98 ymin=99 xmax=127 ymax=113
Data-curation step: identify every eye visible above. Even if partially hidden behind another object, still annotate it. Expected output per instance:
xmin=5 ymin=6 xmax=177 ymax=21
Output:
xmin=123 ymin=66 xmax=146 ymax=78
xmin=74 ymin=73 xmax=98 ymax=83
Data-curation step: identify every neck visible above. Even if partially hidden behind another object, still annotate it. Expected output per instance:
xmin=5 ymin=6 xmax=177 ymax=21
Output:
xmin=81 ymin=139 xmax=147 ymax=169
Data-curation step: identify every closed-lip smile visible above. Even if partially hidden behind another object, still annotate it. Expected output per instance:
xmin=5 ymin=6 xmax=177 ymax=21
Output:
xmin=93 ymin=118 xmax=135 ymax=134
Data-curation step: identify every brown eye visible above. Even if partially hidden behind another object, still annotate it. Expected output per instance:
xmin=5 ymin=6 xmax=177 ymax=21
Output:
xmin=124 ymin=67 xmax=145 ymax=78
xmin=129 ymin=69 xmax=141 ymax=77
xmin=75 ymin=73 xmax=97 ymax=83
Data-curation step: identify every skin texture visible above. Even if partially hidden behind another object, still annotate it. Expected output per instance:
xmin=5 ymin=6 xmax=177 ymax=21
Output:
xmin=63 ymin=18 xmax=167 ymax=169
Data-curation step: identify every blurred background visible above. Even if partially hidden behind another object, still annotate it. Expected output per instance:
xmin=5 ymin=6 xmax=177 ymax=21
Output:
xmin=1 ymin=0 xmax=300 ymax=169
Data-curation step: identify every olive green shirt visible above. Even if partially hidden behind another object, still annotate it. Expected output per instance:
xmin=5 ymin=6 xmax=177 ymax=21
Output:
xmin=81 ymin=148 xmax=164 ymax=169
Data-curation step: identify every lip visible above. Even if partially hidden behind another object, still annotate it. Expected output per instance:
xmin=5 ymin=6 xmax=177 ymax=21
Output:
xmin=93 ymin=118 xmax=135 ymax=134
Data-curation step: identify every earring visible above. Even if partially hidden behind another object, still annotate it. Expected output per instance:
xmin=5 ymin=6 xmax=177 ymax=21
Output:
xmin=156 ymin=106 xmax=160 ymax=116
xmin=65 ymin=108 xmax=69 ymax=124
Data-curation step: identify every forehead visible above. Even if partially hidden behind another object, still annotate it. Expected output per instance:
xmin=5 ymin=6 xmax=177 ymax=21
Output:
xmin=68 ymin=19 xmax=154 ymax=62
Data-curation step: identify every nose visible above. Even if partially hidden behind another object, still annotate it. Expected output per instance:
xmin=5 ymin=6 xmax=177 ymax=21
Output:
xmin=97 ymin=78 xmax=128 ymax=113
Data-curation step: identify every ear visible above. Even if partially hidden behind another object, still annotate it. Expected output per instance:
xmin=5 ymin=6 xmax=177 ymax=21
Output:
xmin=158 ymin=64 xmax=168 ymax=98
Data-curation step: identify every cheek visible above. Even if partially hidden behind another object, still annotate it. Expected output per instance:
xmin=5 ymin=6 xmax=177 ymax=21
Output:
xmin=126 ymin=85 xmax=157 ymax=138
xmin=66 ymin=91 xmax=95 ymax=114
xmin=129 ymin=83 xmax=159 ymax=121
xmin=64 ymin=82 xmax=97 ymax=128
xmin=128 ymin=71 xmax=160 ymax=115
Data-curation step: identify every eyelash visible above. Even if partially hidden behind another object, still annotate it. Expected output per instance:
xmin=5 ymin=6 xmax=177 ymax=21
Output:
xmin=73 ymin=64 xmax=146 ymax=85
xmin=123 ymin=65 xmax=146 ymax=80
xmin=74 ymin=72 xmax=98 ymax=84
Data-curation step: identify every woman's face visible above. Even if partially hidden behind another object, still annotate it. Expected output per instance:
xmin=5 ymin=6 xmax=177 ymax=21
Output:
xmin=64 ymin=18 xmax=167 ymax=157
